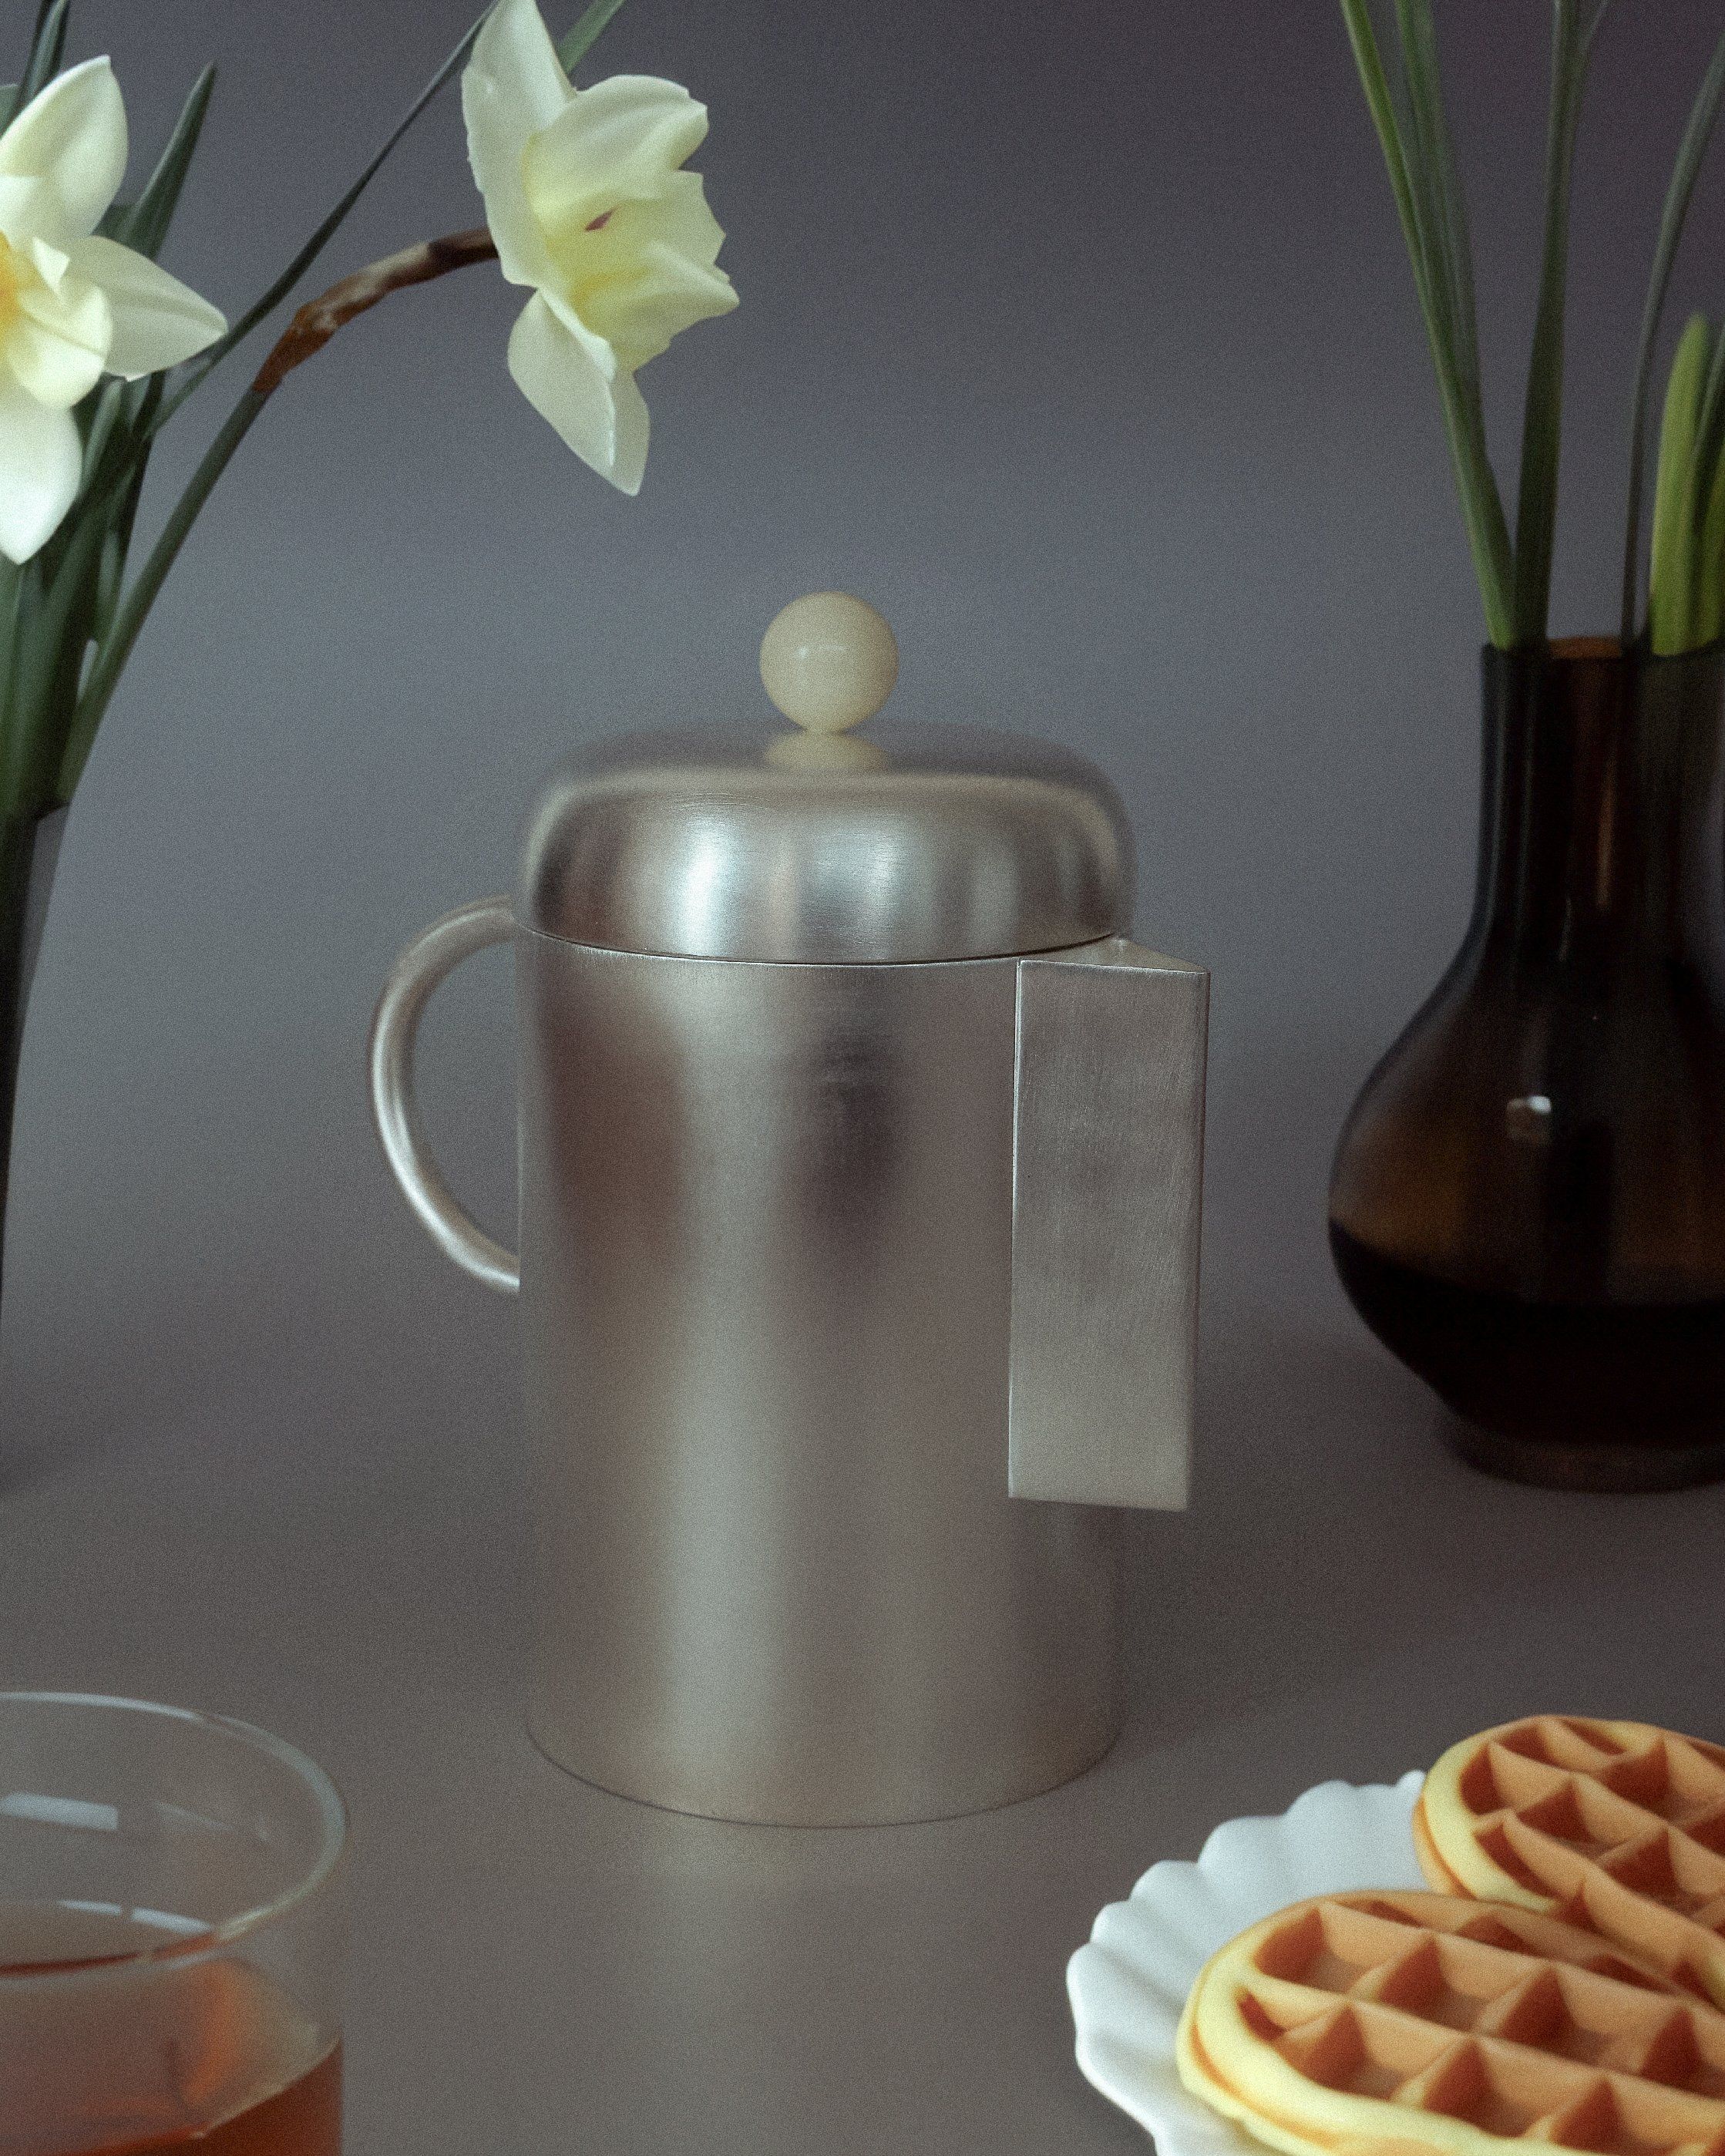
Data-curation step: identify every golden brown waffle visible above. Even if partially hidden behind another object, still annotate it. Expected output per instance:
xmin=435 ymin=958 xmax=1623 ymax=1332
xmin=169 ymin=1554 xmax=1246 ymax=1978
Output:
xmin=1176 ymin=1889 xmax=1725 ymax=2156
xmin=1417 ymin=1718 xmax=1725 ymax=2011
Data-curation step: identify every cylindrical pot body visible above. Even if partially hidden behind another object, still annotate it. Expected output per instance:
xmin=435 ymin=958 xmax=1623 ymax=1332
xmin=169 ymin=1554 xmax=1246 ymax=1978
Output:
xmin=517 ymin=933 xmax=1125 ymax=1824
xmin=1329 ymin=639 xmax=1725 ymax=1492
xmin=368 ymin=703 xmax=1206 ymax=1825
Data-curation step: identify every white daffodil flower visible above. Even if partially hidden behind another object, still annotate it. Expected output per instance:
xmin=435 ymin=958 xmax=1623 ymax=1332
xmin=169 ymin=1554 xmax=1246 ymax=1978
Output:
xmin=0 ymin=58 xmax=227 ymax=563
xmin=462 ymin=0 xmax=737 ymax=495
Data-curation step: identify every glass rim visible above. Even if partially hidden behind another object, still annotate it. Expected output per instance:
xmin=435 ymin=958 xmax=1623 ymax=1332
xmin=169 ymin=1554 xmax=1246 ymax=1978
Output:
xmin=0 ymin=1690 xmax=348 ymax=1979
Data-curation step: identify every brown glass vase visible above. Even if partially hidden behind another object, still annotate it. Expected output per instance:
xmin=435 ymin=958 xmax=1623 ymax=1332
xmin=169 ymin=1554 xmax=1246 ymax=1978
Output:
xmin=1329 ymin=637 xmax=1725 ymax=1492
xmin=0 ymin=806 xmax=65 ymax=1336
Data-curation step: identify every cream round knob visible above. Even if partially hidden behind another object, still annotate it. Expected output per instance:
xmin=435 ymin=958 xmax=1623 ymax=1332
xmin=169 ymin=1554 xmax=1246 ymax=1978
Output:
xmin=759 ymin=591 xmax=898 ymax=735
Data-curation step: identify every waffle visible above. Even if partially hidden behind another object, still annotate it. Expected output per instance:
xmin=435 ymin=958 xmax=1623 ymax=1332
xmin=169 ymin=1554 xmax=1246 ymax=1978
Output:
xmin=1176 ymin=1889 xmax=1725 ymax=2156
xmin=1417 ymin=1719 xmax=1725 ymax=2011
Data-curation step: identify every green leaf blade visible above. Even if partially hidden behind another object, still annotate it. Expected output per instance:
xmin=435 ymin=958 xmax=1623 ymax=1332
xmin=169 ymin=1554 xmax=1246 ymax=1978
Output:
xmin=58 ymin=389 xmax=267 ymax=799
xmin=1395 ymin=0 xmax=1481 ymax=405
xmin=1696 ymin=434 xmax=1725 ymax=648
xmin=557 ymin=0 xmax=631 ymax=72
xmin=1649 ymin=314 xmax=1710 ymax=656
xmin=106 ymin=66 xmax=217 ymax=261
xmin=1340 ymin=0 xmax=1514 ymax=646
xmin=1620 ymin=27 xmax=1725 ymax=645
xmin=1512 ymin=0 xmax=1600 ymax=648
xmin=148 ymin=5 xmax=494 ymax=432
xmin=15 ymin=0 xmax=69 ymax=115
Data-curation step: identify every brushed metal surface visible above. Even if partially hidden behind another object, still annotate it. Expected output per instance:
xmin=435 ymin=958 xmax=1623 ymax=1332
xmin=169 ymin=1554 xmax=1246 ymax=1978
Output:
xmin=1009 ymin=940 xmax=1208 ymax=1509
xmin=516 ymin=935 xmax=1125 ymax=1824
xmin=368 ymin=896 xmax=521 ymax=1293
xmin=517 ymin=720 xmax=1132 ymax=963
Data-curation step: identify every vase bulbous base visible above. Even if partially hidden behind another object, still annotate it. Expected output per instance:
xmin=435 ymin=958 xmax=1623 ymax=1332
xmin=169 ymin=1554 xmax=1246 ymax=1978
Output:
xmin=1330 ymin=1223 xmax=1725 ymax=1493
xmin=1444 ymin=1422 xmax=1725 ymax=1495
xmin=1330 ymin=641 xmax=1725 ymax=1497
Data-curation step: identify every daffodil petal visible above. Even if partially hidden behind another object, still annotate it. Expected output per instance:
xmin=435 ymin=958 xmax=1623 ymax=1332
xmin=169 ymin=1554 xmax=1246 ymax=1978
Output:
xmin=605 ymin=366 xmax=649 ymax=496
xmin=644 ymin=167 xmax=731 ymax=272
xmin=463 ymin=0 xmax=568 ymax=288
xmin=6 ymin=317 xmax=103 ymax=406
xmin=6 ymin=310 xmax=107 ymax=409
xmin=506 ymin=288 xmax=646 ymax=493
xmin=0 ymin=57 xmax=127 ymax=247
xmin=466 ymin=76 xmax=553 ymax=286
xmin=461 ymin=5 xmax=731 ymax=493
xmin=605 ymin=243 xmax=737 ymax=370
xmin=27 ymin=235 xmax=70 ymax=289
xmin=470 ymin=0 xmax=569 ymax=126
xmin=567 ymin=176 xmax=735 ymax=369
xmin=67 ymin=235 xmax=225 ymax=376
xmin=0 ymin=175 xmax=51 ymax=247
xmin=11 ymin=260 xmax=110 ymax=402
xmin=0 ymin=372 xmax=81 ymax=562
xmin=523 ymin=77 xmax=708 ymax=233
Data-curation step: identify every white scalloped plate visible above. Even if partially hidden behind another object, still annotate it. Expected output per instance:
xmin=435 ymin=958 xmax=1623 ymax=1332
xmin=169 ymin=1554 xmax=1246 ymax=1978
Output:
xmin=1068 ymin=1773 xmax=1427 ymax=2148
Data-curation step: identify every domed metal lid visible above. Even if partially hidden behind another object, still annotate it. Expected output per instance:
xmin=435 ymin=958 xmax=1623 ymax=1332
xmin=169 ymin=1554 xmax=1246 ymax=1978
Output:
xmin=517 ymin=593 xmax=1133 ymax=964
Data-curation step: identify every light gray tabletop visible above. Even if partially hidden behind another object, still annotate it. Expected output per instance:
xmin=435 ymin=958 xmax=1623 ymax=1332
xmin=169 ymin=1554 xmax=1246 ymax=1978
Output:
xmin=4 ymin=1230 xmax=1720 ymax=2155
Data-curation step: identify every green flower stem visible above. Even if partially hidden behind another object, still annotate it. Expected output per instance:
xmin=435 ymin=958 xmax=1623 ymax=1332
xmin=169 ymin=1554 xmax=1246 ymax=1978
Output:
xmin=54 ymin=390 xmax=264 ymax=802
xmin=248 ymin=227 xmax=496 ymax=397
xmin=0 ymin=567 xmax=28 ymax=811
xmin=159 ymin=0 xmax=627 ymax=431
xmin=58 ymin=227 xmax=499 ymax=800
xmin=148 ymin=2 xmax=496 ymax=438
xmin=16 ymin=510 xmax=113 ymax=809
xmin=10 ymin=0 xmax=639 ymax=814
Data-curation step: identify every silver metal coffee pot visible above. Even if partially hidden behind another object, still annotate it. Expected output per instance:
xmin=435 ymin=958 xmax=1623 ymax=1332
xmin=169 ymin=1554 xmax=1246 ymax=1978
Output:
xmin=368 ymin=593 xmax=1207 ymax=1825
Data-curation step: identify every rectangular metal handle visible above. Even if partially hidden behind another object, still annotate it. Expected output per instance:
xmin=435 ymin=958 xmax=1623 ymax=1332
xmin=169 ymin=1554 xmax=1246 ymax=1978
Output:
xmin=1009 ymin=937 xmax=1208 ymax=1509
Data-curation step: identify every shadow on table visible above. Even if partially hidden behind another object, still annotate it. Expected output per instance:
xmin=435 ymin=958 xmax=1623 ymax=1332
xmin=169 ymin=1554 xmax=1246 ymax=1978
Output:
xmin=1112 ymin=1306 xmax=1725 ymax=1771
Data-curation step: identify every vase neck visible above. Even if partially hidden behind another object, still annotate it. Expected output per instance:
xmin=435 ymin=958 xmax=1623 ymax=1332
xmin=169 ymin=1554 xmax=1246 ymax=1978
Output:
xmin=1470 ymin=643 xmax=1725 ymax=968
xmin=0 ymin=809 xmax=62 ymax=1308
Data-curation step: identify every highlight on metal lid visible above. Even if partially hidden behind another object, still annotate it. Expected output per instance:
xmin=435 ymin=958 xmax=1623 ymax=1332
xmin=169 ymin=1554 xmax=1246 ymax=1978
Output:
xmin=516 ymin=593 xmax=1133 ymax=962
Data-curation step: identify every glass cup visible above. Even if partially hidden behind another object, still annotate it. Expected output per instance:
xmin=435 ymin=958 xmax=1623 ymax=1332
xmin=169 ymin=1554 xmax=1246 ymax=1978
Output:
xmin=0 ymin=1692 xmax=346 ymax=2156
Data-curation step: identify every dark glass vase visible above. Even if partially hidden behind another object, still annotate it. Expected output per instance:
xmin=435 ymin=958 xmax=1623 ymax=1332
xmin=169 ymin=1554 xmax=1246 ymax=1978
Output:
xmin=0 ymin=807 xmax=65 ymax=1335
xmin=1329 ymin=637 xmax=1725 ymax=1492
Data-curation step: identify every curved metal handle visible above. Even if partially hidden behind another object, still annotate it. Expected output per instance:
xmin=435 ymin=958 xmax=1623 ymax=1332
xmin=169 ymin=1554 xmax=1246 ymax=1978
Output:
xmin=368 ymin=896 xmax=520 ymax=1294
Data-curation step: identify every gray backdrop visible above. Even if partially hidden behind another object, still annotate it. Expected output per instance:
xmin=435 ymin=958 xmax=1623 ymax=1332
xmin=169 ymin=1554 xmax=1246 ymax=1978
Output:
xmin=4 ymin=2 xmax=1725 ymax=2149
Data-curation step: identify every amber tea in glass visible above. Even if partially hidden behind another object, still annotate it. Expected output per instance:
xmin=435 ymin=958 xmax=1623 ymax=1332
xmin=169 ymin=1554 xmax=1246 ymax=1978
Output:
xmin=0 ymin=1694 xmax=345 ymax=2156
